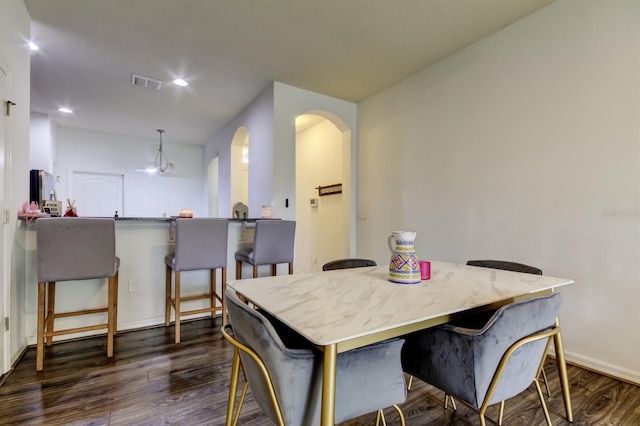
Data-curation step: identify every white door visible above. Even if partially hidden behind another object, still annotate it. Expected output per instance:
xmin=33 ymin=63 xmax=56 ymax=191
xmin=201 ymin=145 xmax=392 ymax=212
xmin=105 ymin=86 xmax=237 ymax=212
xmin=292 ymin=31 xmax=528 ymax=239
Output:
xmin=71 ymin=171 xmax=124 ymax=217
xmin=0 ymin=64 xmax=9 ymax=375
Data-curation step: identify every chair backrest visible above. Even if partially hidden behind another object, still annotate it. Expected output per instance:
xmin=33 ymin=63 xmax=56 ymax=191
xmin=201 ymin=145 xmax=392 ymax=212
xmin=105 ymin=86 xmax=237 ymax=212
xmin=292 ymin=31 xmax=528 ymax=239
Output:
xmin=322 ymin=258 xmax=377 ymax=271
xmin=252 ymin=220 xmax=296 ymax=265
xmin=37 ymin=218 xmax=117 ymax=283
xmin=466 ymin=259 xmax=542 ymax=275
xmin=225 ymin=289 xmax=319 ymax=425
xmin=473 ymin=292 xmax=562 ymax=406
xmin=173 ymin=218 xmax=228 ymax=271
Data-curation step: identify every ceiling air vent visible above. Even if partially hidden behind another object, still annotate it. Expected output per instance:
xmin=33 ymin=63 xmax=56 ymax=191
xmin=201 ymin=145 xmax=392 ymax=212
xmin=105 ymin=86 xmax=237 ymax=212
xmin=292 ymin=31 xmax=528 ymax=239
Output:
xmin=131 ymin=73 xmax=162 ymax=90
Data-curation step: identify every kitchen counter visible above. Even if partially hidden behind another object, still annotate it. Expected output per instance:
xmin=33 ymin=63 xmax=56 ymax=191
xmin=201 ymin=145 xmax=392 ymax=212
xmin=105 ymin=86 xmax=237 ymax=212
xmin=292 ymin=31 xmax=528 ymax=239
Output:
xmin=18 ymin=216 xmax=278 ymax=345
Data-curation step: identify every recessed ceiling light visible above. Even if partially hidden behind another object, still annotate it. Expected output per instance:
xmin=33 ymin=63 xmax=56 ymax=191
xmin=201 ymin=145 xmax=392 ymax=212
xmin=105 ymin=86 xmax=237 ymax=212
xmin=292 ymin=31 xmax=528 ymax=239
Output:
xmin=29 ymin=41 xmax=39 ymax=51
xmin=58 ymin=107 xmax=73 ymax=114
xmin=173 ymin=79 xmax=188 ymax=87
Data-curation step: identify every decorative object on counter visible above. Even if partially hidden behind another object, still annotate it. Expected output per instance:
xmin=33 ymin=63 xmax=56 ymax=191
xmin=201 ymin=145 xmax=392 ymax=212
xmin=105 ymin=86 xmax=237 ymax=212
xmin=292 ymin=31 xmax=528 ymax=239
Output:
xmin=18 ymin=201 xmax=48 ymax=223
xmin=179 ymin=209 xmax=193 ymax=218
xmin=233 ymin=202 xmax=248 ymax=219
xmin=388 ymin=231 xmax=420 ymax=284
xmin=419 ymin=260 xmax=431 ymax=280
xmin=114 ymin=211 xmax=119 ymax=218
xmin=145 ymin=129 xmax=176 ymax=174
xmin=64 ymin=199 xmax=78 ymax=217
xmin=43 ymin=200 xmax=62 ymax=216
xmin=261 ymin=205 xmax=272 ymax=218
xmin=316 ymin=183 xmax=342 ymax=196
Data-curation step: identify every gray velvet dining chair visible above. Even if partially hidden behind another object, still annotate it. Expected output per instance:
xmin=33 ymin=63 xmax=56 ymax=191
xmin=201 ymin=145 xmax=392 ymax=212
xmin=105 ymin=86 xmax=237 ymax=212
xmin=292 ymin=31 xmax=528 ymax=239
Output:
xmin=165 ymin=218 xmax=228 ymax=344
xmin=322 ymin=258 xmax=377 ymax=271
xmin=35 ymin=218 xmax=120 ymax=371
xmin=401 ymin=292 xmax=562 ymax=426
xmin=462 ymin=259 xmax=552 ymax=397
xmin=235 ymin=220 xmax=296 ymax=279
xmin=222 ymin=290 xmax=407 ymax=426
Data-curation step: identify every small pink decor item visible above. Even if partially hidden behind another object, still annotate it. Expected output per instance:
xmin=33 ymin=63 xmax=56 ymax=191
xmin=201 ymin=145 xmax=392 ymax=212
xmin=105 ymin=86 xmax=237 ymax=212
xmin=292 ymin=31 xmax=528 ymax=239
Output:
xmin=419 ymin=260 xmax=431 ymax=280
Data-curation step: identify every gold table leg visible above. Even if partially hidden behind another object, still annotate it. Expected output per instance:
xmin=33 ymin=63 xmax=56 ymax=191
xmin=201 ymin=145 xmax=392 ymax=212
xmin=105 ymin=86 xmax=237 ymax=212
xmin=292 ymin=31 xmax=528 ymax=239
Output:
xmin=321 ymin=344 xmax=338 ymax=426
xmin=553 ymin=318 xmax=573 ymax=422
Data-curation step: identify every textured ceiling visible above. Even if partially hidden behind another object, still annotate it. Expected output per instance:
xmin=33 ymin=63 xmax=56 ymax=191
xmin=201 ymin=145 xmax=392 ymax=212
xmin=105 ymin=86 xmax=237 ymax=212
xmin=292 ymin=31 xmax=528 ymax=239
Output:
xmin=25 ymin=0 xmax=556 ymax=145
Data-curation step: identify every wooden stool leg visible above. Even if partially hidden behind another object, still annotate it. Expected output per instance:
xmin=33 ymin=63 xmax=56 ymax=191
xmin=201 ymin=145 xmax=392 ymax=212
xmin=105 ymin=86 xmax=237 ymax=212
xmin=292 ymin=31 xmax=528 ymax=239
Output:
xmin=46 ymin=282 xmax=55 ymax=347
xmin=221 ymin=267 xmax=227 ymax=326
xmin=270 ymin=264 xmax=277 ymax=276
xmin=107 ymin=275 xmax=115 ymax=357
xmin=175 ymin=271 xmax=181 ymax=344
xmin=165 ymin=265 xmax=172 ymax=326
xmin=235 ymin=260 xmax=242 ymax=280
xmin=210 ymin=269 xmax=216 ymax=319
xmin=252 ymin=265 xmax=258 ymax=278
xmin=113 ymin=271 xmax=119 ymax=336
xmin=289 ymin=262 xmax=293 ymax=275
xmin=36 ymin=282 xmax=46 ymax=372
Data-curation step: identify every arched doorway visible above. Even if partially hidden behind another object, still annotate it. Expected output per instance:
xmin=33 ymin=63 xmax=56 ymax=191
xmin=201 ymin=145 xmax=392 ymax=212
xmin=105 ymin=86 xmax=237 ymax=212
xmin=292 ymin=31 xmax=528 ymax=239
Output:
xmin=295 ymin=112 xmax=352 ymax=272
xmin=230 ymin=127 xmax=249 ymax=216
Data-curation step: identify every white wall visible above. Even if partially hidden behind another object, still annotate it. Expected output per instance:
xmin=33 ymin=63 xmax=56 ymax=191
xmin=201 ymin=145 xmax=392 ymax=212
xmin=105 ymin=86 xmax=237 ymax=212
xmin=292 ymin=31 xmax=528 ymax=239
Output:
xmin=358 ymin=0 xmax=640 ymax=383
xmin=296 ymin=119 xmax=349 ymax=272
xmin=204 ymin=85 xmax=275 ymax=219
xmin=56 ymin=127 xmax=206 ymax=217
xmin=272 ymin=83 xmax=358 ymax=262
xmin=204 ymin=82 xmax=357 ymax=272
xmin=29 ymin=112 xmax=56 ymax=173
xmin=1 ymin=0 xmax=32 ymax=370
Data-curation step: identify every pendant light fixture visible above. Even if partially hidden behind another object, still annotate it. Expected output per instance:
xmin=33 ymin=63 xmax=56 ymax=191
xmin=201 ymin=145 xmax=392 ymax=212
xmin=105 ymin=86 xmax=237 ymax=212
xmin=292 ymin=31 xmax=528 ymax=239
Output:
xmin=146 ymin=129 xmax=175 ymax=174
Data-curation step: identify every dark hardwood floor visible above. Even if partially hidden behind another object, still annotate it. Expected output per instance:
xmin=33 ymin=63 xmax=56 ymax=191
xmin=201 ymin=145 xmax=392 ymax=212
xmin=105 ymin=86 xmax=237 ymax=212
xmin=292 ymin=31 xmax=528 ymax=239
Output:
xmin=1 ymin=318 xmax=639 ymax=425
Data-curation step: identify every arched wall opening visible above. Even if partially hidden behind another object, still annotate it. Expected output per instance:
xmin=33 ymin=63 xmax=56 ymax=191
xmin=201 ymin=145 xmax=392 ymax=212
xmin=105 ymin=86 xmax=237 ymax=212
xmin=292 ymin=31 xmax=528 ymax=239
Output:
xmin=295 ymin=112 xmax=352 ymax=272
xmin=230 ymin=126 xmax=249 ymax=216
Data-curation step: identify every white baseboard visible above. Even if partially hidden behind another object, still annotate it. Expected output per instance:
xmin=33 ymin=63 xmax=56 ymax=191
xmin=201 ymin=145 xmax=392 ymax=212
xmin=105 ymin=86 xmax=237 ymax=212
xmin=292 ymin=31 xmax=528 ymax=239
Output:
xmin=562 ymin=349 xmax=640 ymax=386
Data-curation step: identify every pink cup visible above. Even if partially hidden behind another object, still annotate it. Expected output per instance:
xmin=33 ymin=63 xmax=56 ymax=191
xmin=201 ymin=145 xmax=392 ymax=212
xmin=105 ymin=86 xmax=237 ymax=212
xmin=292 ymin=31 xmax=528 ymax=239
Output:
xmin=419 ymin=260 xmax=431 ymax=280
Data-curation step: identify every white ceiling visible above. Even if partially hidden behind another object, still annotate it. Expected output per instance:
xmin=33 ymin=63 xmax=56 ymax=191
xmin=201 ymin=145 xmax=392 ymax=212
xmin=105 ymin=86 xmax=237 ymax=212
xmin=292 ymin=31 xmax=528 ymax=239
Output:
xmin=25 ymin=0 xmax=555 ymax=146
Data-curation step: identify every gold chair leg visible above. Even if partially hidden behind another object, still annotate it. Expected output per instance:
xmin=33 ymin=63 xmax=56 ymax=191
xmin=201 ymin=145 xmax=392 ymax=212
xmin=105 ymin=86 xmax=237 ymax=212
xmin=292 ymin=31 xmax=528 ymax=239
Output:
xmin=534 ymin=379 xmax=553 ymax=426
xmin=541 ymin=366 xmax=551 ymax=396
xmin=226 ymin=348 xmax=242 ymax=426
xmin=444 ymin=394 xmax=457 ymax=410
xmin=376 ymin=409 xmax=386 ymax=426
xmin=407 ymin=374 xmax=413 ymax=390
xmin=165 ymin=265 xmax=172 ymax=326
xmin=553 ymin=318 xmax=573 ymax=421
xmin=36 ymin=282 xmax=46 ymax=372
xmin=174 ymin=271 xmax=181 ymax=344
xmin=498 ymin=400 xmax=504 ymax=425
xmin=392 ymin=405 xmax=406 ymax=426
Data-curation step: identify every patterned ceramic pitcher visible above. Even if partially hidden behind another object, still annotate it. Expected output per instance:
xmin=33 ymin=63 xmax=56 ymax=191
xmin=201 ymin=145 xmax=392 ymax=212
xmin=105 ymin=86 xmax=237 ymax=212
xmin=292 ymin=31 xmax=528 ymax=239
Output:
xmin=388 ymin=231 xmax=420 ymax=284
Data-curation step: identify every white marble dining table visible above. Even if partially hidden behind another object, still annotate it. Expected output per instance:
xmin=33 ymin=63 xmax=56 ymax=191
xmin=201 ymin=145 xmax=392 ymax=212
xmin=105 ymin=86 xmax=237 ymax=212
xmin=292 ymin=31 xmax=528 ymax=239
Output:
xmin=228 ymin=260 xmax=574 ymax=426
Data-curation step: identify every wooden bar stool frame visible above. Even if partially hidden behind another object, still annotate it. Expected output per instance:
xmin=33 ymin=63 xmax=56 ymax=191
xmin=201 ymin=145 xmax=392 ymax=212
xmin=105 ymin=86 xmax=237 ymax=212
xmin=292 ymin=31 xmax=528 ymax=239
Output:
xmin=35 ymin=218 xmax=119 ymax=372
xmin=165 ymin=218 xmax=229 ymax=344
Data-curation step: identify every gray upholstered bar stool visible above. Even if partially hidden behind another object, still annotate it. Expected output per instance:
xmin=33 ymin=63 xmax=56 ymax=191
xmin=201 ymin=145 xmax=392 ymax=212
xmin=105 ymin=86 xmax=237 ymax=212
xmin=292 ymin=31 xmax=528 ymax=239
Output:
xmin=165 ymin=218 xmax=229 ymax=344
xmin=234 ymin=220 xmax=296 ymax=279
xmin=36 ymin=218 xmax=120 ymax=372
